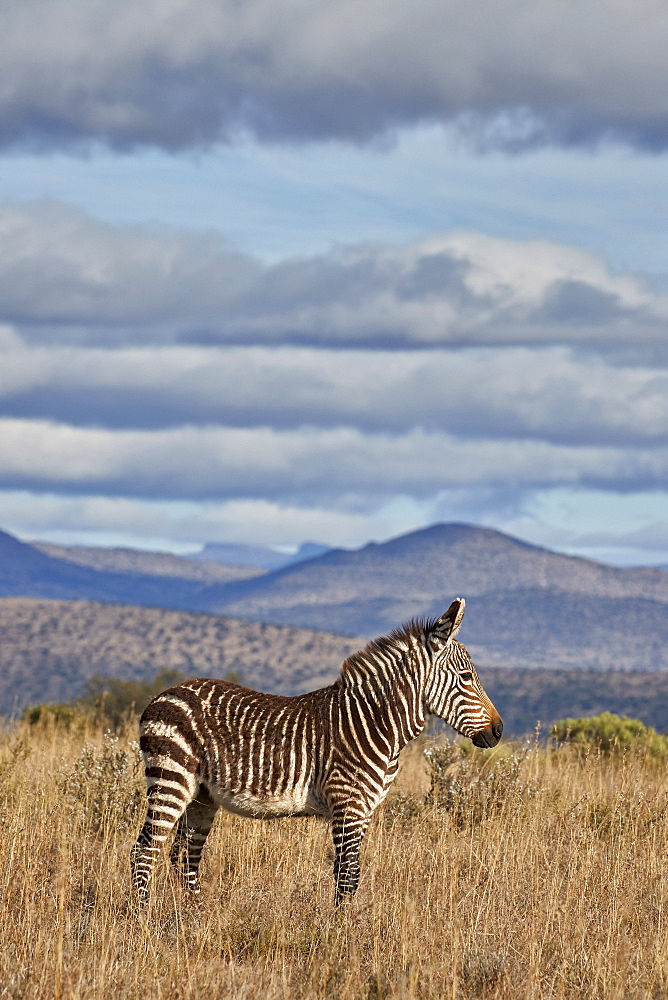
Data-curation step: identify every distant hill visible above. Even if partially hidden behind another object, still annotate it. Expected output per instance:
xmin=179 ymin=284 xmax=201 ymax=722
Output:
xmin=0 ymin=598 xmax=362 ymax=716
xmin=477 ymin=667 xmax=668 ymax=737
xmin=201 ymin=524 xmax=668 ymax=671
xmin=194 ymin=540 xmax=331 ymax=569
xmin=206 ymin=523 xmax=668 ymax=617
xmin=0 ymin=529 xmax=256 ymax=609
xmin=33 ymin=541 xmax=264 ymax=584
xmin=2 ymin=523 xmax=667 ymax=672
xmin=3 ymin=597 xmax=668 ymax=736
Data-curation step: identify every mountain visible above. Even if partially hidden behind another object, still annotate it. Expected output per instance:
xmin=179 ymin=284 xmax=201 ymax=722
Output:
xmin=0 ymin=598 xmax=362 ymax=716
xmin=198 ymin=524 xmax=668 ymax=671
xmin=33 ymin=541 xmax=265 ymax=584
xmin=193 ymin=541 xmax=296 ymax=569
xmin=0 ymin=529 xmax=255 ymax=608
xmin=193 ymin=540 xmax=332 ymax=569
xmin=207 ymin=523 xmax=668 ymax=616
xmin=2 ymin=523 xmax=667 ymax=672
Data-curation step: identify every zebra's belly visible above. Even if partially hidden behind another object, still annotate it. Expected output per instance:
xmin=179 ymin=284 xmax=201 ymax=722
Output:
xmin=208 ymin=783 xmax=328 ymax=820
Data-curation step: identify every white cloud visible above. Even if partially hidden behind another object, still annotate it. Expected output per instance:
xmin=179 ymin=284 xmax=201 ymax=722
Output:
xmin=488 ymin=488 xmax=668 ymax=566
xmin=1 ymin=203 xmax=666 ymax=563
xmin=0 ymin=418 xmax=666 ymax=499
xmin=0 ymin=490 xmax=432 ymax=551
xmin=1 ymin=338 xmax=667 ymax=446
xmin=1 ymin=203 xmax=666 ymax=352
xmin=4 ymin=487 xmax=668 ymax=566
xmin=2 ymin=1 xmax=668 ymax=150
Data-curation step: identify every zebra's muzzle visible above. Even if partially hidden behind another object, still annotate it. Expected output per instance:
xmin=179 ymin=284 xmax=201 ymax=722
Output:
xmin=471 ymin=718 xmax=503 ymax=748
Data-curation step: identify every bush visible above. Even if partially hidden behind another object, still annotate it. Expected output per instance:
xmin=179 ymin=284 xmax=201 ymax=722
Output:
xmin=24 ymin=668 xmax=185 ymax=731
xmin=58 ymin=733 xmax=145 ymax=835
xmin=80 ymin=668 xmax=185 ymax=729
xmin=23 ymin=701 xmax=88 ymax=731
xmin=424 ymin=741 xmax=540 ymax=828
xmin=550 ymin=712 xmax=668 ymax=757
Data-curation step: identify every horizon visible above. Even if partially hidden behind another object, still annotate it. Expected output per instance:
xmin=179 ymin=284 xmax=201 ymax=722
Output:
xmin=13 ymin=519 xmax=668 ymax=571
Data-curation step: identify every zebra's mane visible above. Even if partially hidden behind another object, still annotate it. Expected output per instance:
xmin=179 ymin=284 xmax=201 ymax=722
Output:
xmin=338 ymin=616 xmax=436 ymax=689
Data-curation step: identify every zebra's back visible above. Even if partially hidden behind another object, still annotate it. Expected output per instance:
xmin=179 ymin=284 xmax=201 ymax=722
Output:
xmin=140 ymin=678 xmax=333 ymax=820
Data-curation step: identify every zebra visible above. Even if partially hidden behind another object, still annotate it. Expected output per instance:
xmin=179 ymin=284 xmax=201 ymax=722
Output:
xmin=131 ymin=597 xmax=502 ymax=906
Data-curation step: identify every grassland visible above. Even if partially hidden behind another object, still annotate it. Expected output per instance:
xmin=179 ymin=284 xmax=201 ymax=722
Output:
xmin=2 ymin=721 xmax=668 ymax=999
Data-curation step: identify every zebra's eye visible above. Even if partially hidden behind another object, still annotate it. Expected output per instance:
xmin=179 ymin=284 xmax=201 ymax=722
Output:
xmin=459 ymin=671 xmax=473 ymax=682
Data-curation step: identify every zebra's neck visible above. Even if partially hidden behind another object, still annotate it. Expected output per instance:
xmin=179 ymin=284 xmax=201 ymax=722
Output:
xmin=336 ymin=632 xmax=427 ymax=756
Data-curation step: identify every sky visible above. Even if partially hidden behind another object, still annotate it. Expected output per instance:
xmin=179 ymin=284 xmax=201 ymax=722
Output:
xmin=0 ymin=0 xmax=667 ymax=566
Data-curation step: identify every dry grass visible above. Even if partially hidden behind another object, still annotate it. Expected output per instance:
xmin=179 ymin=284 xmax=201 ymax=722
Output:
xmin=2 ymin=723 xmax=668 ymax=1000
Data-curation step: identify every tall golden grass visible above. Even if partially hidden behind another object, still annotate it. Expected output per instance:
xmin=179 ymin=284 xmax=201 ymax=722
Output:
xmin=1 ymin=720 xmax=668 ymax=1000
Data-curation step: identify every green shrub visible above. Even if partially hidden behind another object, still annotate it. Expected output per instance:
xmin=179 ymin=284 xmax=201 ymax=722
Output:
xmin=550 ymin=712 xmax=668 ymax=757
xmin=24 ymin=668 xmax=185 ymax=732
xmin=80 ymin=668 xmax=185 ymax=729
xmin=23 ymin=701 xmax=88 ymax=731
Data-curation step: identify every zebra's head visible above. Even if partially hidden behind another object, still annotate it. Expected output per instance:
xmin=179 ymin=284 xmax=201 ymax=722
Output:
xmin=422 ymin=598 xmax=503 ymax=749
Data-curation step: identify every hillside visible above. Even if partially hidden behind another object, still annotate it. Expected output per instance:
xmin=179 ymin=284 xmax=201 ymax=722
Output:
xmin=204 ymin=522 xmax=668 ymax=615
xmin=0 ymin=598 xmax=362 ymax=716
xmin=202 ymin=524 xmax=668 ymax=671
xmin=3 ymin=522 xmax=667 ymax=672
xmin=3 ymin=597 xmax=668 ymax=735
xmin=477 ymin=666 xmax=668 ymax=736
xmin=33 ymin=541 xmax=264 ymax=584
xmin=0 ymin=529 xmax=251 ymax=609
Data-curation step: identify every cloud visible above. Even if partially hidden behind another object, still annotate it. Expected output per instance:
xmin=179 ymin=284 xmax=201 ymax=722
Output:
xmin=1 ymin=203 xmax=666 ymax=353
xmin=4 ymin=487 xmax=668 ymax=563
xmin=495 ymin=490 xmax=668 ymax=566
xmin=1 ymin=337 xmax=667 ymax=448
xmin=0 ymin=201 xmax=257 ymax=332
xmin=2 ymin=1 xmax=668 ymax=151
xmin=1 ymin=201 xmax=666 ymax=560
xmin=0 ymin=490 xmax=432 ymax=551
xmin=0 ymin=418 xmax=666 ymax=500
xmin=574 ymin=520 xmax=668 ymax=552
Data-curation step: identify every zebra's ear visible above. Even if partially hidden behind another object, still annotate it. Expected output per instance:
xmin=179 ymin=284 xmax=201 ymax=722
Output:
xmin=429 ymin=598 xmax=466 ymax=649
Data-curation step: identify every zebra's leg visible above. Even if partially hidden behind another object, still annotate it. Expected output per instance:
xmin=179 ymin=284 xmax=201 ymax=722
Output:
xmin=130 ymin=771 xmax=198 ymax=905
xmin=331 ymin=806 xmax=371 ymax=906
xmin=169 ymin=785 xmax=218 ymax=894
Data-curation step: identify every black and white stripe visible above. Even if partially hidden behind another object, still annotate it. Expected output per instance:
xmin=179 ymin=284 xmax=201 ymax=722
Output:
xmin=131 ymin=598 xmax=502 ymax=905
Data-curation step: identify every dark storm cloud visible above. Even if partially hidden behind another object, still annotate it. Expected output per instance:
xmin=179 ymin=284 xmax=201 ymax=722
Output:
xmin=1 ymin=0 xmax=668 ymax=152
